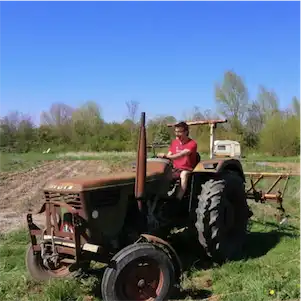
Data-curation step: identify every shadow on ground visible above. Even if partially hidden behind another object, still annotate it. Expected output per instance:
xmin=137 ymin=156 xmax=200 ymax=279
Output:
xmin=240 ymin=219 xmax=299 ymax=260
xmin=84 ymin=221 xmax=299 ymax=300
xmin=163 ymin=221 xmax=299 ymax=300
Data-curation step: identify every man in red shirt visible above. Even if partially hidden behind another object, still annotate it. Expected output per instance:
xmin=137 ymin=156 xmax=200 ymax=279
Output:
xmin=157 ymin=121 xmax=198 ymax=200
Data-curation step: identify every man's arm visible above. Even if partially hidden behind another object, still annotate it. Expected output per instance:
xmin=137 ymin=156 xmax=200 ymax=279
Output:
xmin=157 ymin=150 xmax=172 ymax=158
xmin=165 ymin=149 xmax=191 ymax=160
xmin=165 ymin=141 xmax=197 ymax=160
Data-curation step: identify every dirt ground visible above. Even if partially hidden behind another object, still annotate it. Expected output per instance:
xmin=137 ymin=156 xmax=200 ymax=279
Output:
xmin=0 ymin=160 xmax=113 ymax=234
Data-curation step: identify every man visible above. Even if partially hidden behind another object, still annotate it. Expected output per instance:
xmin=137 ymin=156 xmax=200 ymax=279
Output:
xmin=157 ymin=121 xmax=198 ymax=200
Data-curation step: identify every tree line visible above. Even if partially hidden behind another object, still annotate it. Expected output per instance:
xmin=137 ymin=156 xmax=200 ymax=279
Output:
xmin=0 ymin=71 xmax=300 ymax=156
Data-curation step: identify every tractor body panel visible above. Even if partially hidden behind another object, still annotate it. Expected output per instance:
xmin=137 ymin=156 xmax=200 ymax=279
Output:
xmin=193 ymin=158 xmax=245 ymax=181
xmin=38 ymin=158 xmax=173 ymax=250
xmin=44 ymin=159 xmax=173 ymax=193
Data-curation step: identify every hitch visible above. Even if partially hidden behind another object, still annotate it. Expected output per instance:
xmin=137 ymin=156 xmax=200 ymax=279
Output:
xmin=40 ymin=226 xmax=59 ymax=269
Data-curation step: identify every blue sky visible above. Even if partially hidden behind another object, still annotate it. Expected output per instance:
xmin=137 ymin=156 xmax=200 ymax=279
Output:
xmin=0 ymin=1 xmax=300 ymax=124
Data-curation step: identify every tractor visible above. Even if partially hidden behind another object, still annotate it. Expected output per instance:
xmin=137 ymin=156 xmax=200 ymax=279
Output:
xmin=25 ymin=112 xmax=259 ymax=300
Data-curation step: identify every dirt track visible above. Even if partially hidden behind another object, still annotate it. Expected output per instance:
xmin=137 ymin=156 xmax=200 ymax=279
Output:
xmin=0 ymin=160 xmax=112 ymax=234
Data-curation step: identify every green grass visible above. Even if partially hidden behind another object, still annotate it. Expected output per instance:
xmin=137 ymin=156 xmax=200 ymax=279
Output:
xmin=0 ymin=211 xmax=299 ymax=300
xmin=210 ymin=219 xmax=300 ymax=301
xmin=0 ymin=152 xmax=56 ymax=172
xmin=0 ymin=229 xmax=100 ymax=301
xmin=0 ymin=151 xmax=138 ymax=172
xmin=243 ymin=154 xmax=299 ymax=163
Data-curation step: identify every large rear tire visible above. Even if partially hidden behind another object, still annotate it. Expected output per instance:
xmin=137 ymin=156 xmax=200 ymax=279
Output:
xmin=195 ymin=172 xmax=250 ymax=263
xmin=101 ymin=243 xmax=175 ymax=301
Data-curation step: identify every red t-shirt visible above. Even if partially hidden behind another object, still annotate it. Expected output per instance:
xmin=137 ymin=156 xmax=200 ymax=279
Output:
xmin=168 ymin=138 xmax=197 ymax=171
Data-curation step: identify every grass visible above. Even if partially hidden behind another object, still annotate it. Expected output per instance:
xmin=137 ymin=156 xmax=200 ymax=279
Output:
xmin=0 ymin=151 xmax=299 ymax=172
xmin=0 ymin=152 xmax=56 ymax=172
xmin=0 ymin=204 xmax=299 ymax=301
xmin=0 ymin=151 xmax=299 ymax=300
xmin=210 ymin=219 xmax=300 ymax=301
xmin=0 ymin=229 xmax=100 ymax=301
xmin=243 ymin=153 xmax=299 ymax=163
xmin=0 ymin=151 xmax=137 ymax=172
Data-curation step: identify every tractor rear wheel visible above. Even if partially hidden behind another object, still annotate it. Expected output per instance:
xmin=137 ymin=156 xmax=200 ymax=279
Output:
xmin=195 ymin=171 xmax=250 ymax=263
xmin=101 ymin=243 xmax=175 ymax=301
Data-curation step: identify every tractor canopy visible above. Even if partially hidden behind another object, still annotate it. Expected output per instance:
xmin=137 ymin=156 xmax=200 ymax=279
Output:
xmin=43 ymin=158 xmax=173 ymax=193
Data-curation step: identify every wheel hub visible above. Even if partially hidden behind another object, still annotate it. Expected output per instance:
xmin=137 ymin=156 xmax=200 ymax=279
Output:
xmin=137 ymin=279 xmax=146 ymax=288
xmin=117 ymin=257 xmax=164 ymax=301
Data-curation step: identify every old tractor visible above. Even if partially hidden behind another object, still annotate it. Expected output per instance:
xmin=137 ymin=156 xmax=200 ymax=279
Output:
xmin=25 ymin=112 xmax=290 ymax=301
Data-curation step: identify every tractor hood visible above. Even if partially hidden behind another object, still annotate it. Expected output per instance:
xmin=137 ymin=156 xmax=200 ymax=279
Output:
xmin=43 ymin=159 xmax=173 ymax=193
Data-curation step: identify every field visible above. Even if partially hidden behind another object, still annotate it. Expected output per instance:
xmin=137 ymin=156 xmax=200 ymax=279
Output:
xmin=0 ymin=152 xmax=300 ymax=301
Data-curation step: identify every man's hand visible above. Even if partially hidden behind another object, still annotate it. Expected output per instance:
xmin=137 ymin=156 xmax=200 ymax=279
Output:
xmin=157 ymin=153 xmax=166 ymax=158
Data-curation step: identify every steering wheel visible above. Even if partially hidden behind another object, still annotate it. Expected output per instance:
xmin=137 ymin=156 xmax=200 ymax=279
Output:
xmin=151 ymin=154 xmax=172 ymax=163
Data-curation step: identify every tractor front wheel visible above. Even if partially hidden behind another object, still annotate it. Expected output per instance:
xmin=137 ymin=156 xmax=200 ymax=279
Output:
xmin=195 ymin=172 xmax=250 ymax=263
xmin=101 ymin=243 xmax=175 ymax=301
xmin=25 ymin=244 xmax=74 ymax=281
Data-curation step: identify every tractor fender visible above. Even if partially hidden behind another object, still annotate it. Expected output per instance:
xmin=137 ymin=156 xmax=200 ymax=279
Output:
xmin=138 ymin=234 xmax=182 ymax=281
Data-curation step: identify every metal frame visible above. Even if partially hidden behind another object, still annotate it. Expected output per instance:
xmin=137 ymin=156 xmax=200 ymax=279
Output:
xmin=244 ymin=171 xmax=299 ymax=221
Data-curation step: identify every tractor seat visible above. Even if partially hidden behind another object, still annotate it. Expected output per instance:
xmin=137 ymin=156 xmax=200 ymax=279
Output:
xmin=196 ymin=152 xmax=201 ymax=165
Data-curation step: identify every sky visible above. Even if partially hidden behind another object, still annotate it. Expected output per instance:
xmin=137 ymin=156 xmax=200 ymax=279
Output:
xmin=0 ymin=1 xmax=300 ymax=124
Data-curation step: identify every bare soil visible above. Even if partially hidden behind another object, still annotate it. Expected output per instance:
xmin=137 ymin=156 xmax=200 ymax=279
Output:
xmin=0 ymin=160 xmax=112 ymax=234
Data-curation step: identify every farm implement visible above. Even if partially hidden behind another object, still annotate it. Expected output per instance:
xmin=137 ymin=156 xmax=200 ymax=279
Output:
xmin=25 ymin=113 xmax=298 ymax=301
xmin=244 ymin=171 xmax=298 ymax=223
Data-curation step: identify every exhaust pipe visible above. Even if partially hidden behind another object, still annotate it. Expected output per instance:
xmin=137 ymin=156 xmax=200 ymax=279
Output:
xmin=135 ymin=112 xmax=147 ymax=212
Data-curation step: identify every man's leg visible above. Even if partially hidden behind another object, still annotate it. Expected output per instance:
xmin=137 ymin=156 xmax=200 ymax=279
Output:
xmin=176 ymin=170 xmax=191 ymax=200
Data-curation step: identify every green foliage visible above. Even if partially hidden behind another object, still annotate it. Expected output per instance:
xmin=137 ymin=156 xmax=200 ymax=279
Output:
xmin=215 ymin=70 xmax=249 ymax=127
xmin=259 ymin=113 xmax=300 ymax=156
xmin=0 ymin=71 xmax=299 ymax=156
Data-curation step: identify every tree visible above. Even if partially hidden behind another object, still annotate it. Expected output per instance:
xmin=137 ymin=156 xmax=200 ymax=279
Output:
xmin=126 ymin=100 xmax=139 ymax=125
xmin=291 ymin=96 xmax=300 ymax=117
xmin=124 ymin=100 xmax=140 ymax=149
xmin=147 ymin=115 xmax=176 ymax=145
xmin=40 ymin=103 xmax=74 ymax=144
xmin=40 ymin=103 xmax=74 ymax=127
xmin=0 ymin=111 xmax=35 ymax=152
xmin=71 ymin=101 xmax=104 ymax=145
xmin=257 ymin=85 xmax=279 ymax=117
xmin=259 ymin=112 xmax=300 ymax=156
xmin=215 ymin=71 xmax=249 ymax=129
xmin=245 ymin=101 xmax=265 ymax=135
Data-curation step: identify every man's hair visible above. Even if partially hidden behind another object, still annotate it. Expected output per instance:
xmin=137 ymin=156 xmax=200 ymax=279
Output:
xmin=174 ymin=121 xmax=189 ymax=135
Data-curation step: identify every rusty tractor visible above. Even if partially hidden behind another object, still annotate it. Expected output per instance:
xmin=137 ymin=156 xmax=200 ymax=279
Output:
xmin=25 ymin=112 xmax=294 ymax=301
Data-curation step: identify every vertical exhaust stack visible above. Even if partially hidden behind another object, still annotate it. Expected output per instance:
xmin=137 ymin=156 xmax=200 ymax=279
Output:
xmin=135 ymin=112 xmax=147 ymax=212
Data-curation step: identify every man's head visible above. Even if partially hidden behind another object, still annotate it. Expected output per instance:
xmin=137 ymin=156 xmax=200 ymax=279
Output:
xmin=174 ymin=121 xmax=189 ymax=140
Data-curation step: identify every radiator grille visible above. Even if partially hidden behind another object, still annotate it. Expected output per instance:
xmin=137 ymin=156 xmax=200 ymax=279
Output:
xmin=45 ymin=192 xmax=82 ymax=209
